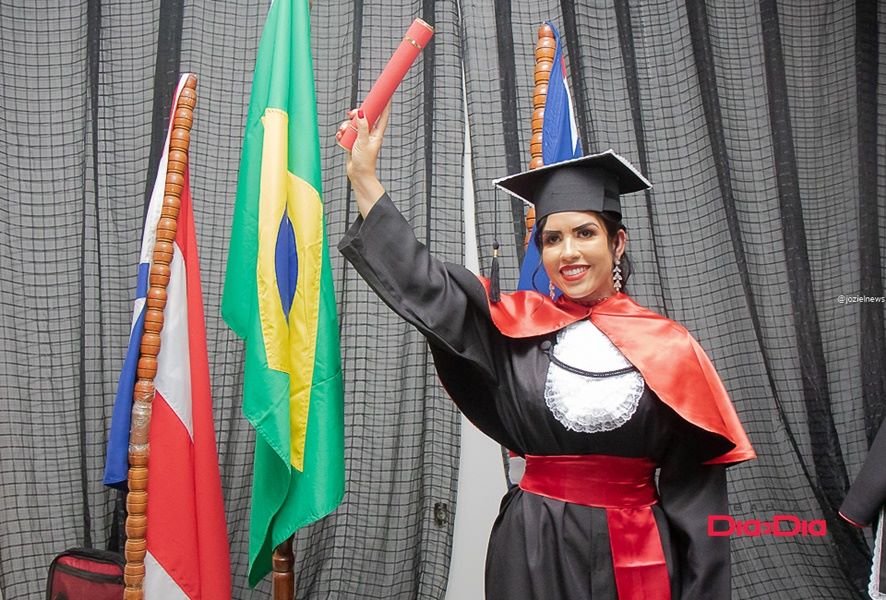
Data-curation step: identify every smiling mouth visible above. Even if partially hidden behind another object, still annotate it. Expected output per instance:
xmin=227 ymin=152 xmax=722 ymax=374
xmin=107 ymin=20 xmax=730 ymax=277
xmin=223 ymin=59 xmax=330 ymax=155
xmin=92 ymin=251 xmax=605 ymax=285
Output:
xmin=560 ymin=265 xmax=589 ymax=281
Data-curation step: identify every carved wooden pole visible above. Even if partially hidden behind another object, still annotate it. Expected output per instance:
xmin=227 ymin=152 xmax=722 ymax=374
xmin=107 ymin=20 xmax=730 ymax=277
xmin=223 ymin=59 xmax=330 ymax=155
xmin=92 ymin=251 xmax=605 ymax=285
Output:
xmin=524 ymin=23 xmax=554 ymax=248
xmin=123 ymin=74 xmax=198 ymax=600
xmin=273 ymin=536 xmax=295 ymax=599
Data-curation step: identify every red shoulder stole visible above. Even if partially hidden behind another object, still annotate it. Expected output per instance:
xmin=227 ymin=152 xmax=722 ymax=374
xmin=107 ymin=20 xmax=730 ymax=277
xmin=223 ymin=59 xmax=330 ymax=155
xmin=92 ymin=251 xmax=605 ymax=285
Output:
xmin=477 ymin=277 xmax=755 ymax=465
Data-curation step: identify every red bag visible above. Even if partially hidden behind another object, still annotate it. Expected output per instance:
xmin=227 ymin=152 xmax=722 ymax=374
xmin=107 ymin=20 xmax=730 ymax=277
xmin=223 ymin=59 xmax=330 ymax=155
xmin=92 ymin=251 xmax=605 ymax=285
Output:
xmin=46 ymin=548 xmax=125 ymax=600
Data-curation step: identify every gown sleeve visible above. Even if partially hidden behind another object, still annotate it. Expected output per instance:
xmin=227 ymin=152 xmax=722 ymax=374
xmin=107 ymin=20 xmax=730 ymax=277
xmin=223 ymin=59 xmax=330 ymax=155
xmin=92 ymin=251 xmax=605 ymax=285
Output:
xmin=658 ymin=419 xmax=731 ymax=600
xmin=338 ymin=193 xmax=515 ymax=445
xmin=840 ymin=420 xmax=886 ymax=527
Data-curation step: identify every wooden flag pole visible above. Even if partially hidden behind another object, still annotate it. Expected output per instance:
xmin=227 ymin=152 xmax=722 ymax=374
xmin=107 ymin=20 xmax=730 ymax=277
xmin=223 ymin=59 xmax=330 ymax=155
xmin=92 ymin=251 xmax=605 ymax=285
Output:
xmin=273 ymin=537 xmax=295 ymax=599
xmin=525 ymin=23 xmax=554 ymax=248
xmin=123 ymin=74 xmax=198 ymax=600
xmin=271 ymin=2 xmax=315 ymax=597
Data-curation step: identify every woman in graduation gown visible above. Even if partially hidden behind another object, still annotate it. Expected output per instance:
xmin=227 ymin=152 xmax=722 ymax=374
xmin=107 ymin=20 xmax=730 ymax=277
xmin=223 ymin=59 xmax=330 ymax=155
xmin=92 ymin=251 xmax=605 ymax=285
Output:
xmin=336 ymin=107 xmax=755 ymax=600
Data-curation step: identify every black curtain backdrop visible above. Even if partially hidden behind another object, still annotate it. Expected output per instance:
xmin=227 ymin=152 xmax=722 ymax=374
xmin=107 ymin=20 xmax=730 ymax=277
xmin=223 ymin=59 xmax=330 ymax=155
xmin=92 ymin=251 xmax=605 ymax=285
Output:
xmin=1 ymin=1 xmax=883 ymax=599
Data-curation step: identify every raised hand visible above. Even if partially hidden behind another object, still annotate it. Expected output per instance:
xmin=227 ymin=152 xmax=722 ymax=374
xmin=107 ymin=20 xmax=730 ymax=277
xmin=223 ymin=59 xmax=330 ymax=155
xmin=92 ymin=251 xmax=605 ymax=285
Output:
xmin=338 ymin=102 xmax=390 ymax=217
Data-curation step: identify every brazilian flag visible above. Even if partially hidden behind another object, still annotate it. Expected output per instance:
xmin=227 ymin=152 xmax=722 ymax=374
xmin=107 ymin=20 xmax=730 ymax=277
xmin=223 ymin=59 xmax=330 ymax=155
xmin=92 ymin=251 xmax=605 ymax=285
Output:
xmin=222 ymin=0 xmax=344 ymax=586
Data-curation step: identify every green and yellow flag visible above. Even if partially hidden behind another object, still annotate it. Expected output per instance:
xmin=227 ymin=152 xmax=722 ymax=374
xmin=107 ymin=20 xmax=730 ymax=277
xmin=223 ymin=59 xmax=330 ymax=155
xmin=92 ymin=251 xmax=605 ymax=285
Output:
xmin=222 ymin=0 xmax=344 ymax=586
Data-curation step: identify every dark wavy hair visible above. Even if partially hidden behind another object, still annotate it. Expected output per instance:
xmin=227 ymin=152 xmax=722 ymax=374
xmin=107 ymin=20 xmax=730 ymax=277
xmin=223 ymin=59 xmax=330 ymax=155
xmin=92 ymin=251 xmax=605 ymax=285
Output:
xmin=532 ymin=211 xmax=632 ymax=294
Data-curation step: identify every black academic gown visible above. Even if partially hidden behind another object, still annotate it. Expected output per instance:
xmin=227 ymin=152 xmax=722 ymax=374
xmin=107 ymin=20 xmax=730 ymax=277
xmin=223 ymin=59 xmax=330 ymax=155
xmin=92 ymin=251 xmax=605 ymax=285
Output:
xmin=841 ymin=421 xmax=886 ymax=597
xmin=339 ymin=194 xmax=736 ymax=599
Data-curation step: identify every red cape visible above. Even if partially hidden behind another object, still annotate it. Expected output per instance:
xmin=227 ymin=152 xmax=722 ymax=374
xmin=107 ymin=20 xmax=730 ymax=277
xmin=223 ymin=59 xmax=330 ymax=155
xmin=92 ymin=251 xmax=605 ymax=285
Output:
xmin=478 ymin=278 xmax=755 ymax=466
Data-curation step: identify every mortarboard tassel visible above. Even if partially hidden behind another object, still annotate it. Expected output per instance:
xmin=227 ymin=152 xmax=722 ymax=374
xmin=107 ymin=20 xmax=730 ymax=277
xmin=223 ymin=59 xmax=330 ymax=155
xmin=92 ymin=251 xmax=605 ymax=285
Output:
xmin=490 ymin=240 xmax=501 ymax=303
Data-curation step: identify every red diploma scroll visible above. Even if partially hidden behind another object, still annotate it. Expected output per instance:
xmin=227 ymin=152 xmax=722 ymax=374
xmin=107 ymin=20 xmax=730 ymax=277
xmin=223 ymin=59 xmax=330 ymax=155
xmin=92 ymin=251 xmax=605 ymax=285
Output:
xmin=337 ymin=18 xmax=434 ymax=150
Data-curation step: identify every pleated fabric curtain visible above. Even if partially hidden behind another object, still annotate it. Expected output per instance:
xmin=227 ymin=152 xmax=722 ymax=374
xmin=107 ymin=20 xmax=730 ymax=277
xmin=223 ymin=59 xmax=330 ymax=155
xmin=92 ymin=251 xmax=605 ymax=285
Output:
xmin=462 ymin=1 xmax=885 ymax=598
xmin=0 ymin=0 xmax=462 ymax=598
xmin=1 ymin=0 xmax=884 ymax=599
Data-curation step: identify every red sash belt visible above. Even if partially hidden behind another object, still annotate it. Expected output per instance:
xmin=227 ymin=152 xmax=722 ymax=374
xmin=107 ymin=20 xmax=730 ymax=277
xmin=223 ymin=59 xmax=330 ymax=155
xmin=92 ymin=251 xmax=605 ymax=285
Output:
xmin=519 ymin=454 xmax=671 ymax=600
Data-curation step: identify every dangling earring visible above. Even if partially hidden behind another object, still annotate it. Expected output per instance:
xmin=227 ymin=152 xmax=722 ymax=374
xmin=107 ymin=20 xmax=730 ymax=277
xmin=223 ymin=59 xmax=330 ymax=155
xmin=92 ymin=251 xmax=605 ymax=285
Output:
xmin=613 ymin=258 xmax=623 ymax=292
xmin=549 ymin=281 xmax=556 ymax=300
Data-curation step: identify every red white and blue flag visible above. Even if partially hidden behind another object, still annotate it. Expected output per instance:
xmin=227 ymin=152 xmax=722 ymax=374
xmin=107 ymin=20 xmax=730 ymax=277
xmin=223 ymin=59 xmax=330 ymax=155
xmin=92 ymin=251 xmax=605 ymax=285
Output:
xmin=517 ymin=21 xmax=583 ymax=295
xmin=103 ymin=74 xmax=232 ymax=599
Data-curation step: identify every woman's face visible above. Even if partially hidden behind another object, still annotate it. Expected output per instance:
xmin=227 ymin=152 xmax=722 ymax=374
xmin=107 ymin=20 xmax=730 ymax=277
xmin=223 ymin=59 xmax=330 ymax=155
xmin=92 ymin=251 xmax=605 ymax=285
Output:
xmin=540 ymin=211 xmax=625 ymax=304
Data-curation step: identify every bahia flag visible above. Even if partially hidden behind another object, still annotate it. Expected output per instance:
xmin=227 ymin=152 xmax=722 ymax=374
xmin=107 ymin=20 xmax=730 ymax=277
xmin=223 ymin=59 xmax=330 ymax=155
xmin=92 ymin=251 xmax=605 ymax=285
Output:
xmin=103 ymin=74 xmax=232 ymax=598
xmin=221 ymin=0 xmax=345 ymax=587
xmin=517 ymin=21 xmax=583 ymax=295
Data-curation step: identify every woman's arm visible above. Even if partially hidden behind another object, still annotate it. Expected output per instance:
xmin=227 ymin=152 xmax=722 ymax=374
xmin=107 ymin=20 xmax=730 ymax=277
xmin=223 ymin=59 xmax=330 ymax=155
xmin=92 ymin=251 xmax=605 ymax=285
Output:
xmin=338 ymin=101 xmax=499 ymax=366
xmin=840 ymin=420 xmax=886 ymax=527
xmin=337 ymin=104 xmax=512 ymax=429
xmin=658 ymin=441 xmax=731 ymax=599
xmin=336 ymin=103 xmax=519 ymax=447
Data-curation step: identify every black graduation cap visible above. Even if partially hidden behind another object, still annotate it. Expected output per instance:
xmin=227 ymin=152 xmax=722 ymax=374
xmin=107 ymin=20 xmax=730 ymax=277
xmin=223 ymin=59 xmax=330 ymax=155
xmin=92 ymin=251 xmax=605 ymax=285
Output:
xmin=492 ymin=149 xmax=651 ymax=220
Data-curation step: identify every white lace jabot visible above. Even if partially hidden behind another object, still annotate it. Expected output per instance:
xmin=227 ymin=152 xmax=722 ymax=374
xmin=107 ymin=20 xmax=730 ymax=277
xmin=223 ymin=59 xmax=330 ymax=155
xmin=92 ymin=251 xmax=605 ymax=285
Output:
xmin=543 ymin=319 xmax=645 ymax=433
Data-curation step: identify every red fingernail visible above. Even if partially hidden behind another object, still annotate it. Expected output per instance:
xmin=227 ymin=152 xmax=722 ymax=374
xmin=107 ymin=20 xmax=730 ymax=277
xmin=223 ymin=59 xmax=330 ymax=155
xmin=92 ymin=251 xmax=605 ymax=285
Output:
xmin=357 ymin=109 xmax=364 ymax=119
